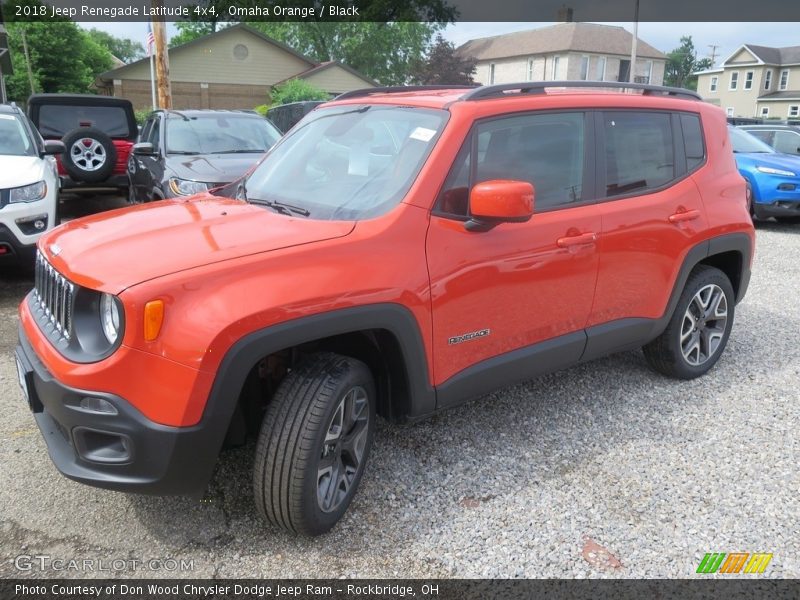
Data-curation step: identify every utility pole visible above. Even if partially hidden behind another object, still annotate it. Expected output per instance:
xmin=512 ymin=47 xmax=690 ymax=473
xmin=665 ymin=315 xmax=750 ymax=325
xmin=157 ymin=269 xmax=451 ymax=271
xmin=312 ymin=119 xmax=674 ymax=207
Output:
xmin=151 ymin=0 xmax=172 ymax=109
xmin=708 ymin=44 xmax=719 ymax=65
xmin=20 ymin=27 xmax=36 ymax=95
xmin=629 ymin=0 xmax=640 ymax=83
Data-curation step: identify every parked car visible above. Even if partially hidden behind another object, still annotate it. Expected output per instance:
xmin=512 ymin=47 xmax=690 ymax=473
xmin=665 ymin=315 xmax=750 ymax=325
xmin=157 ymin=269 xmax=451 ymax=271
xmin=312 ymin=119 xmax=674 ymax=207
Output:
xmin=27 ymin=94 xmax=137 ymax=192
xmin=0 ymin=103 xmax=64 ymax=267
xmin=729 ymin=125 xmax=800 ymax=222
xmin=128 ymin=109 xmax=282 ymax=203
xmin=739 ymin=124 xmax=800 ymax=156
xmin=16 ymin=82 xmax=753 ymax=536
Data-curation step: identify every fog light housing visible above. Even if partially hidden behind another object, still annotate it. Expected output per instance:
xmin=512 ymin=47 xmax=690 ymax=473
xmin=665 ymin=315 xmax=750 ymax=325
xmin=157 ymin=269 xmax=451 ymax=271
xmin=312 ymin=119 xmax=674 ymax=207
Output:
xmin=15 ymin=214 xmax=48 ymax=235
xmin=79 ymin=396 xmax=118 ymax=415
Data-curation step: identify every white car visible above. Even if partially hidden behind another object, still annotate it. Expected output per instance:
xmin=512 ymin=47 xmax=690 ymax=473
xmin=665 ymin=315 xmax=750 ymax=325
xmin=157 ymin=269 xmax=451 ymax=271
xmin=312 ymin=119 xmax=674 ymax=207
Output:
xmin=0 ymin=103 xmax=64 ymax=267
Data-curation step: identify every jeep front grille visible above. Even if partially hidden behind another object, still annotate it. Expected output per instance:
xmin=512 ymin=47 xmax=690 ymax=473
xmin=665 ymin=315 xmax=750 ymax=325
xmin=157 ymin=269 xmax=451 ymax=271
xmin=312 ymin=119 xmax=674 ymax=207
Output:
xmin=34 ymin=250 xmax=74 ymax=340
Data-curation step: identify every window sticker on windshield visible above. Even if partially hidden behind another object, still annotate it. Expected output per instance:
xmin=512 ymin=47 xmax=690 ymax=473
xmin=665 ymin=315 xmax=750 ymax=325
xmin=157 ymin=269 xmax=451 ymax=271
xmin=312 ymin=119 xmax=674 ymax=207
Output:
xmin=409 ymin=127 xmax=436 ymax=142
xmin=348 ymin=146 xmax=370 ymax=177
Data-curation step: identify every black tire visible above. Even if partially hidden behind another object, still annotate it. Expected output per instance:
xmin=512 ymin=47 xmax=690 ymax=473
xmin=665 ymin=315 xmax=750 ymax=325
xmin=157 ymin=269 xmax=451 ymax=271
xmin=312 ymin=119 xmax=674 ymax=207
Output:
xmin=61 ymin=127 xmax=116 ymax=184
xmin=775 ymin=216 xmax=800 ymax=224
xmin=253 ymin=352 xmax=375 ymax=536
xmin=643 ymin=265 xmax=735 ymax=379
xmin=745 ymin=181 xmax=754 ymax=221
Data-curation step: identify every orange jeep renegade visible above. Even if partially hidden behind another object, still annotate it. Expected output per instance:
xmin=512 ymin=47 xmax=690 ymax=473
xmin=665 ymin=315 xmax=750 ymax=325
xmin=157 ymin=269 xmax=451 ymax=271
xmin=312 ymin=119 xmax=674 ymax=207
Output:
xmin=16 ymin=83 xmax=755 ymax=536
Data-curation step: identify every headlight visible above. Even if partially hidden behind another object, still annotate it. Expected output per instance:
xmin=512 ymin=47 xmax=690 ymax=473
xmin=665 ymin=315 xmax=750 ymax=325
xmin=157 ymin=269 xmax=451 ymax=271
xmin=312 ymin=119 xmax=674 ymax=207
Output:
xmin=9 ymin=181 xmax=47 ymax=203
xmin=756 ymin=165 xmax=796 ymax=177
xmin=168 ymin=178 xmax=210 ymax=196
xmin=100 ymin=293 xmax=121 ymax=344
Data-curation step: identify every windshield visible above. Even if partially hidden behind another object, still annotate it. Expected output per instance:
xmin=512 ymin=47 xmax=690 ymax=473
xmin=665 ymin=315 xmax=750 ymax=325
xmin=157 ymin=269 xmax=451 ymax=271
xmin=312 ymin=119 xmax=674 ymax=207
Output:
xmin=238 ymin=105 xmax=448 ymax=220
xmin=166 ymin=115 xmax=281 ymax=154
xmin=729 ymin=126 xmax=775 ymax=154
xmin=0 ymin=114 xmax=35 ymax=156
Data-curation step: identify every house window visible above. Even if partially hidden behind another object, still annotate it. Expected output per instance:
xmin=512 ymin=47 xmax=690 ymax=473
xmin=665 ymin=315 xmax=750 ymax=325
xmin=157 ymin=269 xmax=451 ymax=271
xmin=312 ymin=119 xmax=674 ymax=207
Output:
xmin=527 ymin=59 xmax=534 ymax=81
xmin=780 ymin=69 xmax=789 ymax=90
xmin=643 ymin=60 xmax=653 ymax=84
xmin=789 ymin=105 xmax=799 ymax=117
xmin=579 ymin=55 xmax=589 ymax=80
xmin=489 ymin=63 xmax=496 ymax=85
xmin=726 ymin=107 xmax=734 ymax=117
xmin=729 ymin=71 xmax=739 ymax=90
xmin=552 ymin=56 xmax=561 ymax=80
xmin=744 ymin=71 xmax=754 ymax=90
xmin=764 ymin=70 xmax=772 ymax=90
xmin=710 ymin=76 xmax=718 ymax=92
xmin=595 ymin=56 xmax=606 ymax=81
xmin=760 ymin=106 xmax=770 ymax=117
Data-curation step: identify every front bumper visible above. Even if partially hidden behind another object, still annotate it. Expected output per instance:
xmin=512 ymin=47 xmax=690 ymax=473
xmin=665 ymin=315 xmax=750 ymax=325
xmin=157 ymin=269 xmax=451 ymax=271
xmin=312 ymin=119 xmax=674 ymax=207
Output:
xmin=16 ymin=325 xmax=217 ymax=496
xmin=0 ymin=223 xmax=37 ymax=266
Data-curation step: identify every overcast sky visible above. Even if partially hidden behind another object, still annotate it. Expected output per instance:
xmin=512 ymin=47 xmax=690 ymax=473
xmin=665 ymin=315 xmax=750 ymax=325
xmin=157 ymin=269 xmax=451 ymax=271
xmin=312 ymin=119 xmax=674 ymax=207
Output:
xmin=82 ymin=21 xmax=799 ymax=67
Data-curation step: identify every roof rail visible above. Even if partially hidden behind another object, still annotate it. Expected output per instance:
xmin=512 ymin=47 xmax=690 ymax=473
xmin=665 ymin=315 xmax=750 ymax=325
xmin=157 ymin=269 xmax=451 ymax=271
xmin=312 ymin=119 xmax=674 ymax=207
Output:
xmin=335 ymin=85 xmax=478 ymax=101
xmin=461 ymin=81 xmax=702 ymax=102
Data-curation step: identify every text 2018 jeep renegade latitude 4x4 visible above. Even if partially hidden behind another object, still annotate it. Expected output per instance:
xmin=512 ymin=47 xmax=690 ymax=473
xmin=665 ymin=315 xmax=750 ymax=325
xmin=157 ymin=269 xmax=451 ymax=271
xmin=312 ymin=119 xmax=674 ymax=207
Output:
xmin=17 ymin=83 xmax=754 ymax=536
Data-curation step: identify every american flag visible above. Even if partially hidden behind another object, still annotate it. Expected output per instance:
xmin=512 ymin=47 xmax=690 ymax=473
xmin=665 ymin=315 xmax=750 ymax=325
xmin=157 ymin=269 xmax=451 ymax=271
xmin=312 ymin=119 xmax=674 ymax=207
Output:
xmin=145 ymin=23 xmax=155 ymax=56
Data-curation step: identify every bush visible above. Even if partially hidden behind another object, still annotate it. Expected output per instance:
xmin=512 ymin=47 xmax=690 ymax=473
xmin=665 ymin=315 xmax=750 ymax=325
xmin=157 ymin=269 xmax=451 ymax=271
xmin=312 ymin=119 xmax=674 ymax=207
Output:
xmin=268 ymin=79 xmax=329 ymax=107
xmin=134 ymin=109 xmax=151 ymax=125
xmin=254 ymin=104 xmax=269 ymax=117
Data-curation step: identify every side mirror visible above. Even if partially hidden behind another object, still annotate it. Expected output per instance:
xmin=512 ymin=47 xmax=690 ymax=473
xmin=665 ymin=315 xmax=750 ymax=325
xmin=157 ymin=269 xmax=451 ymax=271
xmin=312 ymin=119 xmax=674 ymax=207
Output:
xmin=132 ymin=142 xmax=155 ymax=156
xmin=466 ymin=179 xmax=534 ymax=232
xmin=42 ymin=140 xmax=65 ymax=155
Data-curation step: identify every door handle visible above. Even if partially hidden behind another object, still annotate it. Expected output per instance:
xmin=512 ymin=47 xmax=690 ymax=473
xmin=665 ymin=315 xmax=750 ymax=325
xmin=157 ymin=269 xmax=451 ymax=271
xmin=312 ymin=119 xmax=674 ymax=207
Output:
xmin=668 ymin=209 xmax=700 ymax=224
xmin=556 ymin=232 xmax=597 ymax=248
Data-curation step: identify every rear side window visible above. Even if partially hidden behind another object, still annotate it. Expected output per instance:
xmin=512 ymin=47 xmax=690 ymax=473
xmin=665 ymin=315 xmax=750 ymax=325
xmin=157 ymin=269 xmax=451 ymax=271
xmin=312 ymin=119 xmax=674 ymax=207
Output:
xmin=603 ymin=112 xmax=673 ymax=197
xmin=680 ymin=114 xmax=705 ymax=170
xmin=38 ymin=105 xmax=132 ymax=138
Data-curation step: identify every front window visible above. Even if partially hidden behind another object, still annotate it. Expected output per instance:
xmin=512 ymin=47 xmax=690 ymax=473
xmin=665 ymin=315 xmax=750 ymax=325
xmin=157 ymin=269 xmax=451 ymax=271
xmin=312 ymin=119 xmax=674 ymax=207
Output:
xmin=237 ymin=105 xmax=448 ymax=220
xmin=0 ymin=114 xmax=35 ymax=156
xmin=764 ymin=70 xmax=772 ymax=90
xmin=745 ymin=71 xmax=754 ymax=90
xmin=710 ymin=76 xmax=718 ymax=92
xmin=730 ymin=72 xmax=739 ymax=90
xmin=728 ymin=126 xmax=775 ymax=153
xmin=166 ymin=115 xmax=281 ymax=155
xmin=780 ymin=70 xmax=789 ymax=90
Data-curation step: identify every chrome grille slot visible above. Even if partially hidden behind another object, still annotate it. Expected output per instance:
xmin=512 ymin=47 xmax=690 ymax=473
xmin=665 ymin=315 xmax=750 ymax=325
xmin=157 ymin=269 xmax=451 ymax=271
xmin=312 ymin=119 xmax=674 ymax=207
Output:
xmin=33 ymin=250 xmax=75 ymax=340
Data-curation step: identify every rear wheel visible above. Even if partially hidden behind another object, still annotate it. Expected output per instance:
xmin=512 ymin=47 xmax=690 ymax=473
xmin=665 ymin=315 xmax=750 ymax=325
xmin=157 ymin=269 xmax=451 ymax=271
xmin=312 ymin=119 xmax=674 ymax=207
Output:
xmin=643 ymin=265 xmax=735 ymax=379
xmin=253 ymin=352 xmax=375 ymax=536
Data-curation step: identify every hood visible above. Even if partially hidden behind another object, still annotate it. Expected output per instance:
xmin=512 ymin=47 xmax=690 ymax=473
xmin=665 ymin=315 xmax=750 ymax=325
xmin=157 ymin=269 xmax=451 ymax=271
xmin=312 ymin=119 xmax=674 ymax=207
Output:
xmin=736 ymin=151 xmax=800 ymax=173
xmin=167 ymin=153 xmax=265 ymax=185
xmin=40 ymin=195 xmax=355 ymax=294
xmin=0 ymin=156 xmax=48 ymax=189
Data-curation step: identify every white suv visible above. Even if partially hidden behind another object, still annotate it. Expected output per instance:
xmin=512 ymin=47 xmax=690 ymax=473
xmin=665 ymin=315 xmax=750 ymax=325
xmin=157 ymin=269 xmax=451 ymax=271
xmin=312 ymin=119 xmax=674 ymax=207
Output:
xmin=0 ymin=103 xmax=64 ymax=267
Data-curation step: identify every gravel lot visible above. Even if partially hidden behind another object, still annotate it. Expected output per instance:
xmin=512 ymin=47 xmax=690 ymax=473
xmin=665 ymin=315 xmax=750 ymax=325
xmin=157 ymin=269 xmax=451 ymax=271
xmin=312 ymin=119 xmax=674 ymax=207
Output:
xmin=0 ymin=196 xmax=798 ymax=579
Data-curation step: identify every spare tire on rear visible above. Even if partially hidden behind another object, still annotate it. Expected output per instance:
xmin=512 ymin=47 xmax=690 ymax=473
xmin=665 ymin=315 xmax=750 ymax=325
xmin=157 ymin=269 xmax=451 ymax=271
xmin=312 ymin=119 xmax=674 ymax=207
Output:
xmin=61 ymin=127 xmax=116 ymax=183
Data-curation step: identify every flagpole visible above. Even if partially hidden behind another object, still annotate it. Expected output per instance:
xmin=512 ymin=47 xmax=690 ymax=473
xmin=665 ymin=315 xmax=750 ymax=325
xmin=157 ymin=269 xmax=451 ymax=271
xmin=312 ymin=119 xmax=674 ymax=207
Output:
xmin=148 ymin=21 xmax=157 ymax=109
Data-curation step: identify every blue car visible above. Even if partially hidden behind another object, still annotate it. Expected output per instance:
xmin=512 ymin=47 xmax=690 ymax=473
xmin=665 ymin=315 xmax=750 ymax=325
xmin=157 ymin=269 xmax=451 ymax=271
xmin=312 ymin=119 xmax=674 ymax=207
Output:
xmin=729 ymin=125 xmax=800 ymax=222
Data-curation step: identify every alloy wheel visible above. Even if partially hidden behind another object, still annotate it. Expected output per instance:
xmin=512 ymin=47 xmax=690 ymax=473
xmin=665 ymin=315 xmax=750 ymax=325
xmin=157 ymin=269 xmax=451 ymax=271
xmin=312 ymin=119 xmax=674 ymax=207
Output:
xmin=680 ymin=283 xmax=728 ymax=366
xmin=71 ymin=138 xmax=107 ymax=171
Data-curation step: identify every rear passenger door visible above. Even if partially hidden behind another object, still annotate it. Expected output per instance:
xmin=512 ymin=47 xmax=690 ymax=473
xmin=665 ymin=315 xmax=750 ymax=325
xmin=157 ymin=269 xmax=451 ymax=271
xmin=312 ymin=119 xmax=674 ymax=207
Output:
xmin=586 ymin=110 xmax=709 ymax=353
xmin=426 ymin=111 xmax=601 ymax=398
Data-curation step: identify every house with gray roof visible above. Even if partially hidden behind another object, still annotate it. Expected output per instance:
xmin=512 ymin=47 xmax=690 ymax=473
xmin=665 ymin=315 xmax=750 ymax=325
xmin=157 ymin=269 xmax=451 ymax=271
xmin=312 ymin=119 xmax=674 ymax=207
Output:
xmin=457 ymin=22 xmax=666 ymax=87
xmin=696 ymin=44 xmax=800 ymax=119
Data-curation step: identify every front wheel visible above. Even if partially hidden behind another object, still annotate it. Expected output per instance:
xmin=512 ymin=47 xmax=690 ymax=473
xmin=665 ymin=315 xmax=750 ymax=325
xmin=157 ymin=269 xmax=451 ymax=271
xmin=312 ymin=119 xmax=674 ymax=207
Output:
xmin=253 ymin=352 xmax=375 ymax=536
xmin=643 ymin=266 xmax=735 ymax=379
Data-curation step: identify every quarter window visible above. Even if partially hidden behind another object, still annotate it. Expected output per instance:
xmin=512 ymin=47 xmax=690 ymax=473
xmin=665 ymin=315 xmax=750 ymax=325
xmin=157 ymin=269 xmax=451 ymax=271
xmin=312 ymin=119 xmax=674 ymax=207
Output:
xmin=603 ymin=112 xmax=674 ymax=197
xmin=680 ymin=113 xmax=705 ymax=171
xmin=148 ymin=117 xmax=161 ymax=152
xmin=773 ymin=130 xmax=800 ymax=154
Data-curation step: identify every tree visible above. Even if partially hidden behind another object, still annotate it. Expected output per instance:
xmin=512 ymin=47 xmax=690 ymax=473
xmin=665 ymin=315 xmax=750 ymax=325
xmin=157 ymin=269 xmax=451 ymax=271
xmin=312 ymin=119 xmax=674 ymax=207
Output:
xmin=3 ymin=0 xmax=114 ymax=101
xmin=86 ymin=28 xmax=145 ymax=63
xmin=664 ymin=36 xmax=712 ymax=91
xmin=410 ymin=34 xmax=475 ymax=85
xmin=171 ymin=0 xmax=457 ymax=84
xmin=269 ymin=78 xmax=329 ymax=106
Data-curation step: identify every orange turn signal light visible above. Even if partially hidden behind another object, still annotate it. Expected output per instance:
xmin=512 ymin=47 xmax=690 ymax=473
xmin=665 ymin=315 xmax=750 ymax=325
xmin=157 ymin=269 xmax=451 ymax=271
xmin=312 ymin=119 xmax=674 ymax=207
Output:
xmin=143 ymin=300 xmax=165 ymax=341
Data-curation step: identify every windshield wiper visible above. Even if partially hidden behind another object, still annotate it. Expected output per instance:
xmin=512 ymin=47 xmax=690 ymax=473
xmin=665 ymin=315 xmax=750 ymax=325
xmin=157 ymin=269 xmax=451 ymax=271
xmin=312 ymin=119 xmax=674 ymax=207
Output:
xmin=169 ymin=150 xmax=200 ymax=155
xmin=248 ymin=197 xmax=310 ymax=217
xmin=214 ymin=149 xmax=266 ymax=154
